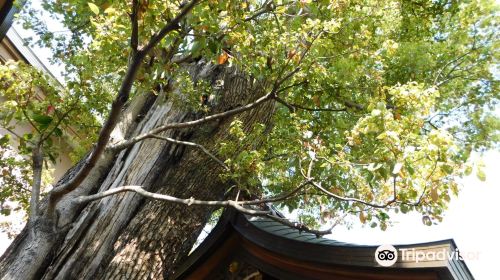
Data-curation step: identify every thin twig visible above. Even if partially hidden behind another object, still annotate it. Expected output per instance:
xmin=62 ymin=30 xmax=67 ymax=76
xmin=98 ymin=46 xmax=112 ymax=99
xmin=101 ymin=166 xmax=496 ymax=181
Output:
xmin=22 ymin=110 xmax=41 ymax=135
xmin=243 ymin=1 xmax=273 ymax=22
xmin=310 ymin=181 xmax=396 ymax=209
xmin=240 ymin=180 xmax=312 ymax=205
xmin=140 ymin=0 xmax=200 ymax=55
xmin=150 ymin=134 xmax=229 ymax=170
xmin=404 ymin=157 xmax=439 ymax=207
xmin=4 ymin=127 xmax=33 ymax=144
xmin=264 ymin=214 xmax=334 ymax=237
xmin=40 ymin=104 xmax=77 ymax=143
xmin=274 ymin=96 xmax=347 ymax=113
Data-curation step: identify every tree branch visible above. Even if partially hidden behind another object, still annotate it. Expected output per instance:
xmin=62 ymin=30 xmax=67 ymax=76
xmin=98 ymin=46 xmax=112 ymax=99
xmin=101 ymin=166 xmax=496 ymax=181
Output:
xmin=264 ymin=214 xmax=335 ymax=237
xmin=113 ymin=24 xmax=312 ymax=152
xmin=48 ymin=54 xmax=143 ymax=216
xmin=29 ymin=142 xmax=43 ymax=221
xmin=75 ymin=185 xmax=270 ymax=215
xmin=109 ymin=91 xmax=276 ymax=151
xmin=274 ymin=95 xmax=347 ymax=113
xmin=150 ymin=134 xmax=229 ymax=170
xmin=4 ymin=127 xmax=33 ymax=144
xmin=40 ymin=103 xmax=77 ymax=143
xmin=214 ymin=0 xmax=278 ymax=42
xmin=243 ymin=0 xmax=274 ymax=22
xmin=403 ymin=158 xmax=439 ymax=207
xmin=47 ymin=2 xmax=200 ymax=216
xmin=300 ymin=158 xmax=397 ymax=209
xmin=274 ymin=80 xmax=308 ymax=95
xmin=22 ymin=110 xmax=41 ymax=135
xmin=140 ymin=0 xmax=200 ymax=55
xmin=110 ymin=62 xmax=304 ymax=152
xmin=74 ymin=180 xmax=335 ymax=236
xmin=311 ymin=181 xmax=396 ymax=209
xmin=130 ymin=0 xmax=139 ymax=52
xmin=239 ymin=179 xmax=312 ymax=205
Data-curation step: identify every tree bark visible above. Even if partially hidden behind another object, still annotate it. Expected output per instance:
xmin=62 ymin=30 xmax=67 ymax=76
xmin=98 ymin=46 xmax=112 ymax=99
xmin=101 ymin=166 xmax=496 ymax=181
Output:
xmin=0 ymin=62 xmax=275 ymax=279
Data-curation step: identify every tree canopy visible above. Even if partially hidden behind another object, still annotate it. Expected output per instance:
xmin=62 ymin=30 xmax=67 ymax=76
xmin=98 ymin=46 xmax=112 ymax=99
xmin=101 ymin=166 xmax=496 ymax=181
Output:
xmin=0 ymin=0 xmax=499 ymax=236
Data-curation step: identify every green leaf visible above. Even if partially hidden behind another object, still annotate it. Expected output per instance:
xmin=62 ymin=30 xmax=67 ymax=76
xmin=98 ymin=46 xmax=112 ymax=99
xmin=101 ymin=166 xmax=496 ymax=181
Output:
xmin=48 ymin=152 xmax=57 ymax=164
xmin=32 ymin=114 xmax=53 ymax=126
xmin=0 ymin=208 xmax=11 ymax=216
xmin=422 ymin=215 xmax=432 ymax=226
xmin=53 ymin=127 xmax=63 ymax=137
xmin=190 ymin=39 xmax=205 ymax=55
xmin=464 ymin=165 xmax=473 ymax=176
xmin=441 ymin=164 xmax=453 ymax=175
xmin=23 ymin=133 xmax=33 ymax=141
xmin=405 ymin=163 xmax=415 ymax=176
xmin=476 ymin=169 xmax=486 ymax=182
xmin=208 ymin=39 xmax=219 ymax=54
xmin=104 ymin=7 xmax=116 ymax=14
xmin=0 ymin=134 xmax=10 ymax=146
xmin=88 ymin=3 xmax=100 ymax=15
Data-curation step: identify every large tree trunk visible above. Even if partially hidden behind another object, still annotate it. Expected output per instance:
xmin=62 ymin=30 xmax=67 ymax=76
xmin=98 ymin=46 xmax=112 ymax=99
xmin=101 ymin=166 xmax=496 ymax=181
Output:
xmin=0 ymin=62 xmax=274 ymax=279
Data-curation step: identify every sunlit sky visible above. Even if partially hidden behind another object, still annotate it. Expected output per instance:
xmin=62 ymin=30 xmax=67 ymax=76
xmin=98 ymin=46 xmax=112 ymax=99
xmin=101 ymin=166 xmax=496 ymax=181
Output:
xmin=0 ymin=3 xmax=499 ymax=279
xmin=329 ymin=151 xmax=499 ymax=280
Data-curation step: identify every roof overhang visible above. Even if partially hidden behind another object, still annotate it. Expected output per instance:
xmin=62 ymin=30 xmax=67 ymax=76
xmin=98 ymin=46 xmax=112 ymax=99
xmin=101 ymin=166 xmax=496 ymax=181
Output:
xmin=174 ymin=209 xmax=474 ymax=279
xmin=0 ymin=0 xmax=25 ymax=40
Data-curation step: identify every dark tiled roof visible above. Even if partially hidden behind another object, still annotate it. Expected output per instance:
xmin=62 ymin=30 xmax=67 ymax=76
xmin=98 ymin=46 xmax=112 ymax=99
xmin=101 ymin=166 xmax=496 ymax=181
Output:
xmin=174 ymin=209 xmax=475 ymax=279
xmin=0 ymin=0 xmax=20 ymax=40
xmin=247 ymin=216 xmax=355 ymax=246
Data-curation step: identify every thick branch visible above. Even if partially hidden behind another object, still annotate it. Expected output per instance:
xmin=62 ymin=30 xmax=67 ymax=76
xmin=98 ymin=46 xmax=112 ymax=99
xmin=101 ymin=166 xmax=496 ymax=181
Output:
xmin=29 ymin=142 xmax=43 ymax=221
xmin=75 ymin=181 xmax=334 ymax=236
xmin=75 ymin=185 xmax=270 ymax=216
xmin=130 ymin=0 xmax=139 ymax=52
xmin=48 ymin=55 xmax=143 ymax=214
xmin=48 ymin=3 xmax=199 ymax=215
xmin=109 ymin=92 xmax=276 ymax=151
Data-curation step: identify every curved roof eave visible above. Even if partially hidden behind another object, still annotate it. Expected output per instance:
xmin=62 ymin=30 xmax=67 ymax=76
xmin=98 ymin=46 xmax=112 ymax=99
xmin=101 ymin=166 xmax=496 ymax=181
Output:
xmin=174 ymin=208 xmax=474 ymax=280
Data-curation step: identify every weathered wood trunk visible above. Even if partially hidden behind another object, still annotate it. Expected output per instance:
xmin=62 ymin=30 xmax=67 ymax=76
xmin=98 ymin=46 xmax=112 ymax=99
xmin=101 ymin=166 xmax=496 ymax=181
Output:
xmin=0 ymin=62 xmax=274 ymax=279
